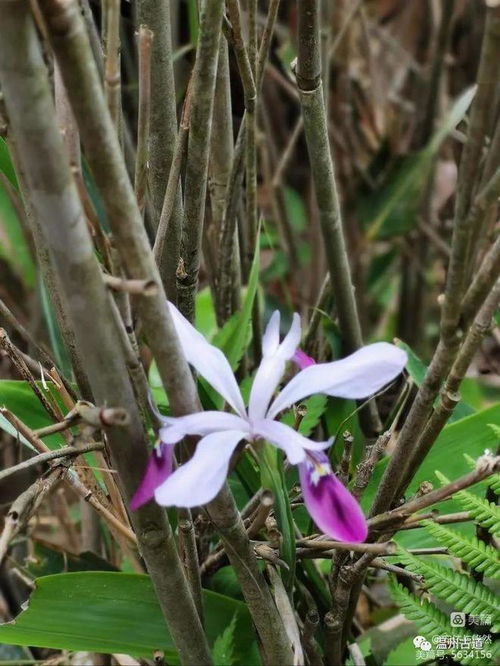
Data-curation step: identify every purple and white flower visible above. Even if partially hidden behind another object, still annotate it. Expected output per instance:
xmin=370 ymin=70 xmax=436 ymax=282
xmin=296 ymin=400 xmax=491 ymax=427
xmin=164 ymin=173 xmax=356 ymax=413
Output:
xmin=131 ymin=304 xmax=407 ymax=542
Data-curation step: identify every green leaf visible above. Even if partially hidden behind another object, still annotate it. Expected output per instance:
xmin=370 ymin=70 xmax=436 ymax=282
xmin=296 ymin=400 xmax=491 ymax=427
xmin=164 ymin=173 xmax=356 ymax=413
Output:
xmin=386 ymin=638 xmax=419 ymax=666
xmin=0 ymin=137 xmax=18 ymax=188
xmin=362 ymin=86 xmax=475 ymax=241
xmin=195 ymin=287 xmax=217 ymax=340
xmin=259 ymin=443 xmax=296 ymax=590
xmin=27 ymin=541 xmax=118 ymax=578
xmin=280 ymin=393 xmax=328 ymax=438
xmin=425 ymin=86 xmax=475 ymax=155
xmin=434 ymin=470 xmax=500 ymax=535
xmin=397 ymin=548 xmax=500 ymax=632
xmin=422 ymin=520 xmax=500 ymax=579
xmin=0 ymin=380 xmax=65 ymax=450
xmin=0 ymin=572 xmax=260 ymax=665
xmin=389 ymin=579 xmax=481 ymax=666
xmin=324 ymin=396 xmax=364 ymax=467
xmin=283 ymin=186 xmax=306 ymax=232
xmin=396 ymin=340 xmax=474 ymax=421
xmin=213 ymin=241 xmax=260 ymax=371
xmin=203 ymin=243 xmax=260 ymax=411
xmin=212 ymin=614 xmax=237 ymax=666
xmin=363 ymin=404 xmax=500 ymax=517
xmin=0 ymin=410 xmax=34 ymax=451
xmin=39 ymin=279 xmax=72 ymax=378
xmin=0 ymin=173 xmax=35 ymax=288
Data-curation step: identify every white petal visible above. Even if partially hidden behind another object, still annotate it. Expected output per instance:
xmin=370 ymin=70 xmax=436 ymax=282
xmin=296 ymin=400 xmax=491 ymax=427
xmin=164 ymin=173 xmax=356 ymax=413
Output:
xmin=248 ymin=356 xmax=287 ymax=423
xmin=254 ymin=419 xmax=330 ymax=465
xmin=248 ymin=313 xmax=302 ymax=422
xmin=154 ymin=430 xmax=247 ymax=508
xmin=168 ymin=301 xmax=246 ymax=417
xmin=268 ymin=343 xmax=407 ymax=419
xmin=159 ymin=411 xmax=250 ymax=444
xmin=262 ymin=311 xmax=281 ymax=357
xmin=279 ymin=313 xmax=301 ymax=359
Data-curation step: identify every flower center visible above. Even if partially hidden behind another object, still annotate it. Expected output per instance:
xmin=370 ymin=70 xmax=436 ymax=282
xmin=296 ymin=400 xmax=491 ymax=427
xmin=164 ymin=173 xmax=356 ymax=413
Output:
xmin=306 ymin=456 xmax=332 ymax=486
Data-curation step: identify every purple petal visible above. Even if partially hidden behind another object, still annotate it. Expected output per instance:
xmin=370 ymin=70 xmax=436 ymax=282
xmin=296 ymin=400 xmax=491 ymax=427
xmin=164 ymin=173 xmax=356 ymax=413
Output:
xmin=298 ymin=451 xmax=368 ymax=542
xmin=130 ymin=443 xmax=174 ymax=510
xmin=292 ymin=349 xmax=316 ymax=370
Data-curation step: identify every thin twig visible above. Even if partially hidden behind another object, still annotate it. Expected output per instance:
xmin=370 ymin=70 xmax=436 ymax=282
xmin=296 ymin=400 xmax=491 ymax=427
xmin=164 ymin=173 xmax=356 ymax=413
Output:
xmin=370 ymin=455 xmax=500 ymax=532
xmin=0 ymin=442 xmax=105 ymax=483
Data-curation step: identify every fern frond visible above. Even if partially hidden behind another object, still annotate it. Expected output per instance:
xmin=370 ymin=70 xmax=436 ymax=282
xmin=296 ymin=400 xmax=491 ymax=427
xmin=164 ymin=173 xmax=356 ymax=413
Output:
xmin=463 ymin=453 xmax=500 ymax=496
xmin=489 ymin=475 xmax=500 ymax=496
xmin=389 ymin=578 xmax=451 ymax=635
xmin=422 ymin=520 xmax=500 ymax=579
xmin=389 ymin=580 xmax=482 ymax=665
xmin=397 ymin=549 xmax=500 ymax=632
xmin=487 ymin=423 xmax=500 ymax=439
xmin=435 ymin=471 xmax=500 ymax=535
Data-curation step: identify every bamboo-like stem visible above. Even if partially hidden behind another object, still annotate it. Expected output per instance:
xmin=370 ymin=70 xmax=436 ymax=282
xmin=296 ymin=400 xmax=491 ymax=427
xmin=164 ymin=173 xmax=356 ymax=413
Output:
xmin=399 ymin=0 xmax=454 ymax=349
xmin=295 ymin=2 xmax=358 ymax=348
xmin=210 ymin=38 xmax=242 ymax=325
xmin=80 ymin=0 xmax=103 ymax=77
xmin=55 ymin=62 xmax=80 ymax=171
xmin=216 ymin=0 xmax=280 ymax=322
xmin=104 ymin=0 xmax=121 ymax=134
xmin=443 ymin=4 xmax=500 ymax=335
xmin=0 ymin=7 xmax=212 ymax=661
xmin=456 ymin=4 xmax=500 ymax=276
xmin=176 ymin=0 xmax=224 ymax=322
xmin=320 ymin=0 xmax=332 ymax=112
xmin=37 ymin=0 xmax=201 ymax=419
xmin=371 ymin=57 xmax=500 ymax=519
xmin=37 ymin=4 xmax=295 ymax=660
xmin=136 ymin=0 xmax=183 ymax=270
xmin=372 ymin=193 xmax=500 ymax=517
xmin=296 ymin=0 xmax=381 ymax=434
xmin=205 ymin=485 xmax=295 ymax=665
xmin=178 ymin=513 xmax=204 ymax=624
xmin=396 ymin=282 xmax=500 ymax=495
xmin=7 ymin=140 xmax=93 ymax=400
xmin=153 ymin=82 xmax=192 ymax=279
xmin=461 ymin=233 xmax=500 ymax=324
xmin=226 ymin=0 xmax=261 ymax=357
xmin=134 ymin=25 xmax=153 ymax=217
